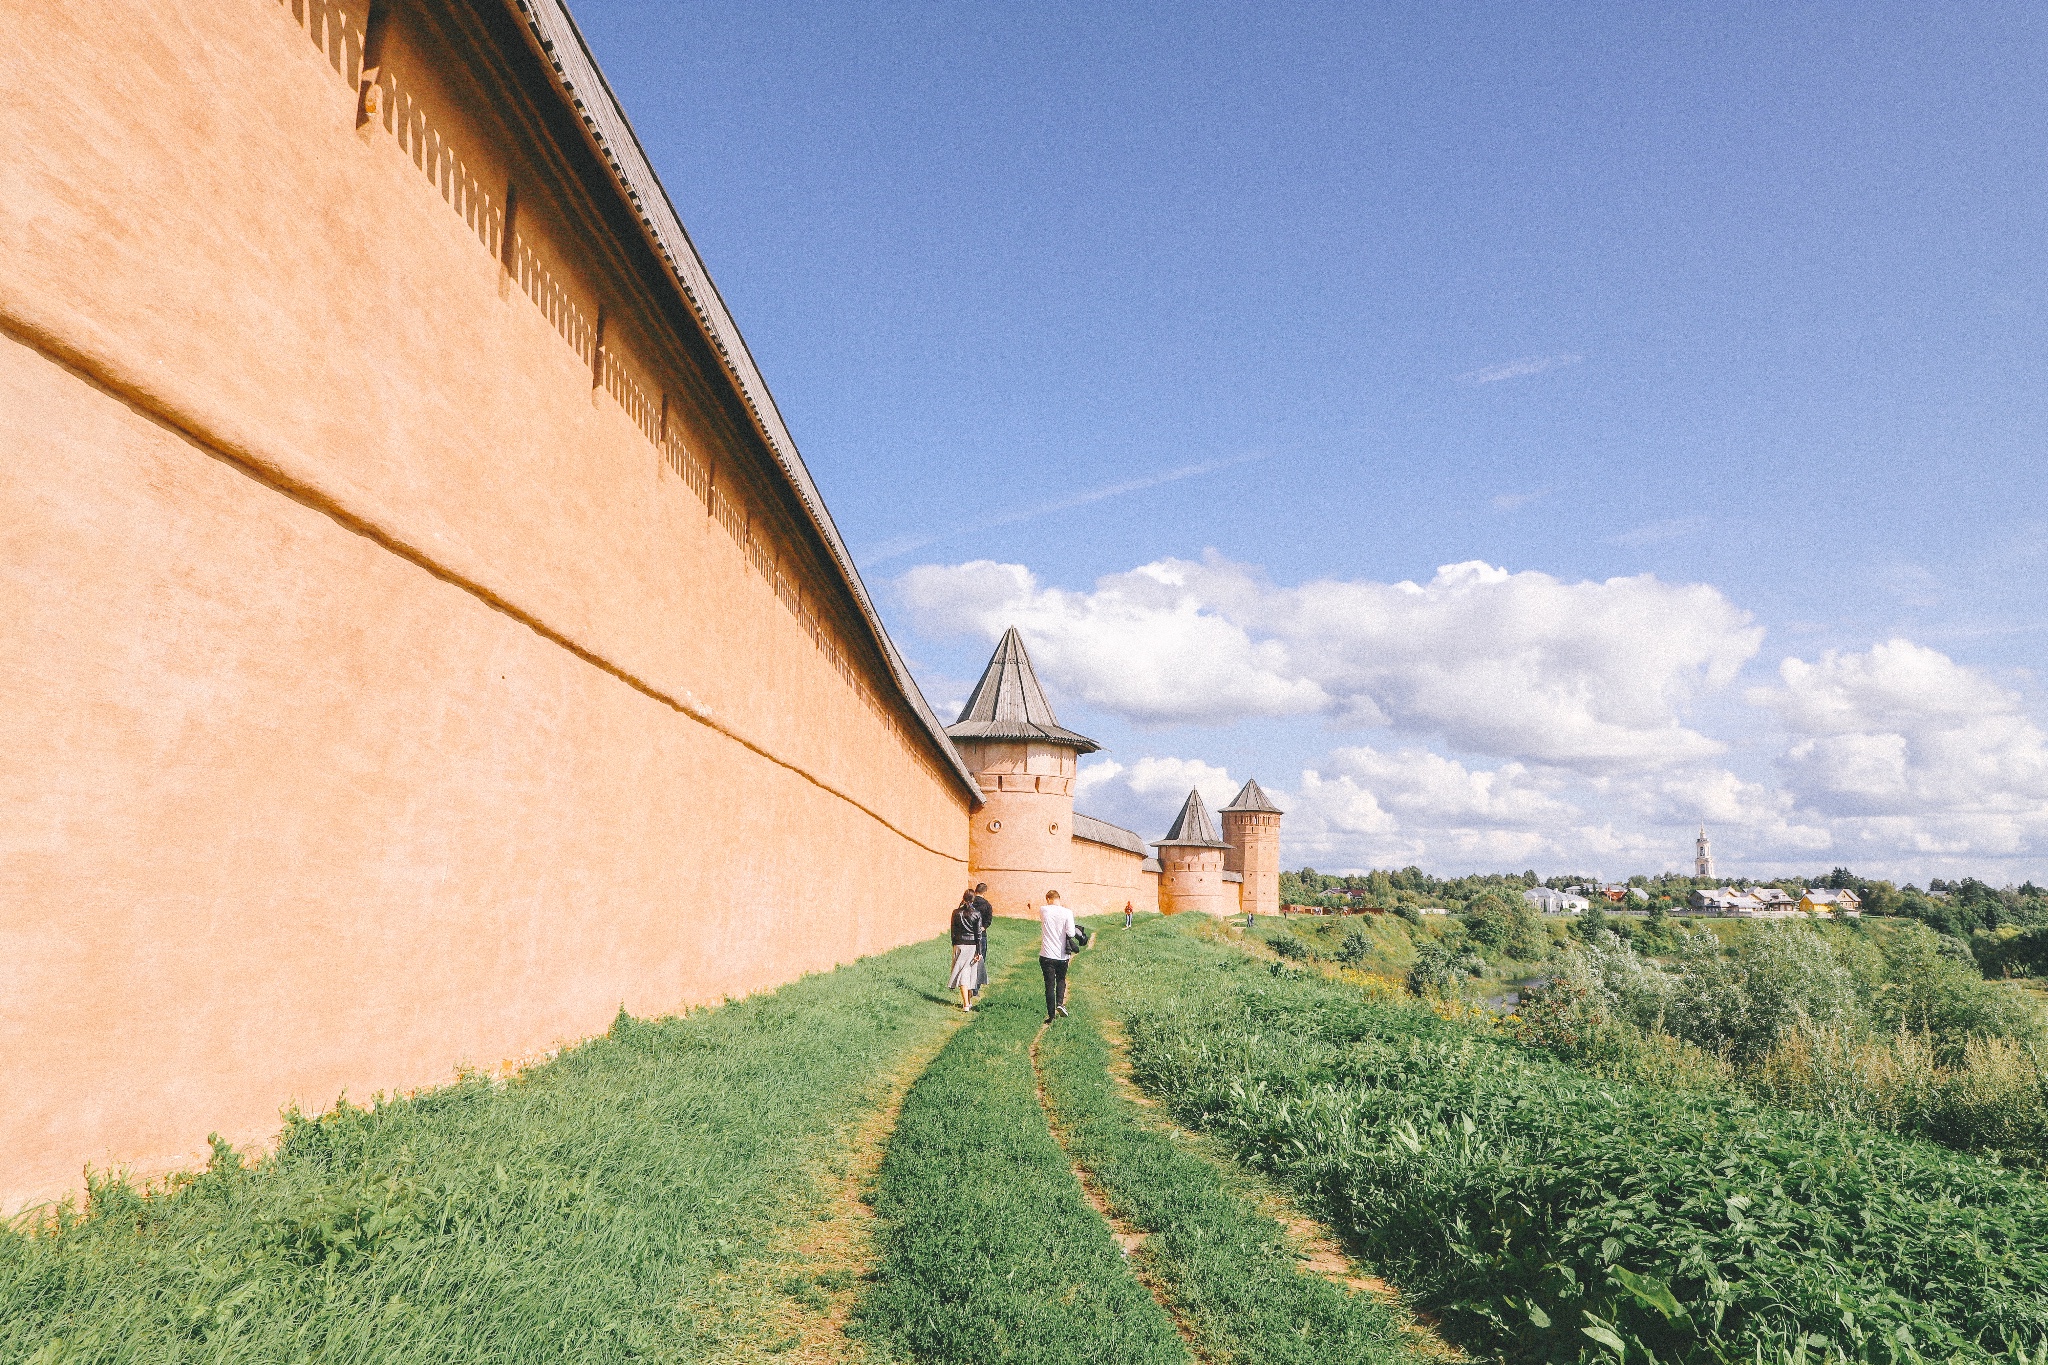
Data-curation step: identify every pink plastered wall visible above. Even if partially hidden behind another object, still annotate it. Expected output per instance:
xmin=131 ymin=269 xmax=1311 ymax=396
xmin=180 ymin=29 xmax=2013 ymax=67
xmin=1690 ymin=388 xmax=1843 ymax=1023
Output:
xmin=0 ymin=0 xmax=972 ymax=1211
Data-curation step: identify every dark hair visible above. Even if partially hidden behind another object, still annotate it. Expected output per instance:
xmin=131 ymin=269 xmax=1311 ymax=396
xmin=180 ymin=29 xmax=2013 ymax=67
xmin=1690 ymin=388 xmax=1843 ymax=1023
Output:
xmin=974 ymin=883 xmax=987 ymax=893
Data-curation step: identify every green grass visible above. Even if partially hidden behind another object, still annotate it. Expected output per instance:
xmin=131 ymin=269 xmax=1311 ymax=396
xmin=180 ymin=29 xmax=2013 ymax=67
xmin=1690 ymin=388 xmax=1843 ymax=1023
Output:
xmin=1035 ymin=962 xmax=1413 ymax=1364
xmin=1117 ymin=920 xmax=2048 ymax=1364
xmin=852 ymin=940 xmax=1186 ymax=1365
xmin=0 ymin=927 xmax=979 ymax=1363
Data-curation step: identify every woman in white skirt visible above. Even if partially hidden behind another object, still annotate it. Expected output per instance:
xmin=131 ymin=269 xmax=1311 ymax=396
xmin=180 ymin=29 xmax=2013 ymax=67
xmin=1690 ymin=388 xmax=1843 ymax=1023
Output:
xmin=948 ymin=889 xmax=984 ymax=1012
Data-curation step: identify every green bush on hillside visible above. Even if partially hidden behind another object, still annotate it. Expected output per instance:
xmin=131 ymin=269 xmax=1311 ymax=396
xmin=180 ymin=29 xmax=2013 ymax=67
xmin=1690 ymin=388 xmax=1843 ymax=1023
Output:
xmin=1535 ymin=922 xmax=2048 ymax=1163
xmin=1405 ymin=935 xmax=1484 ymax=996
xmin=1976 ymin=926 xmax=2048 ymax=979
xmin=1661 ymin=925 xmax=1863 ymax=1064
xmin=1268 ymin=932 xmax=1313 ymax=961
xmin=1463 ymin=895 xmax=1547 ymax=960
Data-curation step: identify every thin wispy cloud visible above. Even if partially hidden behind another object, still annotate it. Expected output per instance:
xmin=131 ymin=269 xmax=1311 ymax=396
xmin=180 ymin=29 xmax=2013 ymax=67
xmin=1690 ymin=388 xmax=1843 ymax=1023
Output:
xmin=1459 ymin=353 xmax=1583 ymax=384
xmin=1610 ymin=514 xmax=1711 ymax=548
xmin=862 ymin=452 xmax=1272 ymax=565
xmin=1491 ymin=489 xmax=1549 ymax=512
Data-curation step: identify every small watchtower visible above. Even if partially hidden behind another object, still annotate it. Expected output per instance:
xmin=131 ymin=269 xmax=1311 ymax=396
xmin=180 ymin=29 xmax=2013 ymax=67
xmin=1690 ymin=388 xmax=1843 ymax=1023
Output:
xmin=1220 ymin=778 xmax=1283 ymax=918
xmin=1153 ymin=788 xmax=1234 ymax=915
xmin=948 ymin=628 xmax=1100 ymax=917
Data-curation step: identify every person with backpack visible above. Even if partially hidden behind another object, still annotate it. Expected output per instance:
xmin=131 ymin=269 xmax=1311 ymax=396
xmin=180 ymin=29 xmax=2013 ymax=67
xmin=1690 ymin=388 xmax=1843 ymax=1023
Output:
xmin=948 ymin=889 xmax=983 ymax=1012
xmin=970 ymin=882 xmax=994 ymax=1000
xmin=1038 ymin=890 xmax=1087 ymax=1024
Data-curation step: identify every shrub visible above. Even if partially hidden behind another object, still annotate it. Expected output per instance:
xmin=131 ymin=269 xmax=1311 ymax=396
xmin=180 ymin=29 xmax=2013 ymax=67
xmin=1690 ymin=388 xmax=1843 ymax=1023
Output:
xmin=1533 ymin=923 xmax=2048 ymax=1164
xmin=1872 ymin=923 xmax=2044 ymax=1061
xmin=1548 ymin=928 xmax=1676 ymax=1028
xmin=1335 ymin=928 xmax=1372 ymax=966
xmin=1979 ymin=927 xmax=2048 ymax=979
xmin=1268 ymin=932 xmax=1313 ymax=962
xmin=1463 ymin=895 xmax=1546 ymax=960
xmin=1661 ymin=925 xmax=1861 ymax=1064
xmin=1406 ymin=936 xmax=1484 ymax=996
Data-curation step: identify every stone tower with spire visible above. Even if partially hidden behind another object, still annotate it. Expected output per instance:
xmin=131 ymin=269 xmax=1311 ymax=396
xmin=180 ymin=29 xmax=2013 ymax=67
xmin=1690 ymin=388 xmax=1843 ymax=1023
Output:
xmin=1696 ymin=825 xmax=1714 ymax=879
xmin=1220 ymin=778 xmax=1284 ymax=917
xmin=947 ymin=628 xmax=1100 ymax=918
xmin=1153 ymin=789 xmax=1235 ymax=915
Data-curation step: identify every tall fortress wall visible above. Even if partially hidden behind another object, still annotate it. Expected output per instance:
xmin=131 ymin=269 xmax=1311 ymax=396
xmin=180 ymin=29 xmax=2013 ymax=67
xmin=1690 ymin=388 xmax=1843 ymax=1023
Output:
xmin=0 ymin=0 xmax=1279 ymax=1212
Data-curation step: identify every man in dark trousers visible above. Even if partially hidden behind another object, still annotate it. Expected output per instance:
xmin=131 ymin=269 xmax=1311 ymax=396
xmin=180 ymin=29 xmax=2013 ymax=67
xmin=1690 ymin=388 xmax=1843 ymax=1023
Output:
xmin=1038 ymin=890 xmax=1082 ymax=1023
xmin=970 ymin=882 xmax=994 ymax=999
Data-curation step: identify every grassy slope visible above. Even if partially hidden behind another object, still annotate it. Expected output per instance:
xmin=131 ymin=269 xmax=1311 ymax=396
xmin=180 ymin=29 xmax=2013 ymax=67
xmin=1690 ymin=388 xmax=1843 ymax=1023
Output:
xmin=1034 ymin=941 xmax=1413 ymax=1365
xmin=1114 ymin=919 xmax=2048 ymax=1364
xmin=1 ymin=924 xmax=987 ymax=1363
xmin=852 ymin=945 xmax=1186 ymax=1365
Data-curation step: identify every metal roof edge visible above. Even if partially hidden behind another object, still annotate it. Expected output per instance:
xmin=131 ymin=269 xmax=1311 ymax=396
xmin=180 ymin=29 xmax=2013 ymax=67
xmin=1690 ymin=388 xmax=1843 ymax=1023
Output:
xmin=502 ymin=0 xmax=980 ymax=804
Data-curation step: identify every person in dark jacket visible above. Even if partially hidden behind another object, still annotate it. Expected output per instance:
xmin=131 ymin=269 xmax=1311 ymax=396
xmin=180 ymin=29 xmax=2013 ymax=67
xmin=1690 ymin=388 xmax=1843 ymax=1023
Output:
xmin=948 ymin=889 xmax=983 ymax=1012
xmin=970 ymin=882 xmax=994 ymax=998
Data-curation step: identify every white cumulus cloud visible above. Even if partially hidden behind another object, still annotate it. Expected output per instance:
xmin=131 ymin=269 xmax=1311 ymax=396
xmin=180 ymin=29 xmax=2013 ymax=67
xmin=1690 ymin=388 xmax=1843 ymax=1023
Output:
xmin=1322 ymin=746 xmax=1575 ymax=825
xmin=898 ymin=554 xmax=1761 ymax=772
xmin=1749 ymin=640 xmax=2048 ymax=851
xmin=1073 ymin=755 xmax=1240 ymax=838
xmin=1608 ymin=766 xmax=1834 ymax=856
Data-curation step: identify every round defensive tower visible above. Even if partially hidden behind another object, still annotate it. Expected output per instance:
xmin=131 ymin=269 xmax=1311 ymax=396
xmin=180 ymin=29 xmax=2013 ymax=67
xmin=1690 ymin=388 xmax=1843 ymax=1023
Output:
xmin=947 ymin=627 xmax=1100 ymax=918
xmin=1220 ymin=778 xmax=1284 ymax=918
xmin=1153 ymin=788 xmax=1235 ymax=915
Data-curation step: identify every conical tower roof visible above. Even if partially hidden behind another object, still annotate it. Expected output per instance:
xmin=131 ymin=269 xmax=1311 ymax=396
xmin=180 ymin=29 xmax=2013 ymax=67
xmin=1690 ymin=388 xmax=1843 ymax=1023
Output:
xmin=1153 ymin=788 xmax=1231 ymax=849
xmin=945 ymin=627 xmax=1100 ymax=752
xmin=1221 ymin=777 xmax=1283 ymax=815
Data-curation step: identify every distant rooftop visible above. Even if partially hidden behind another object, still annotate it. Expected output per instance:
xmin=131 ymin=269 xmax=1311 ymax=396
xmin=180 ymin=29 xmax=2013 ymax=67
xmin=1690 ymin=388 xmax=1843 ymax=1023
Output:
xmin=945 ymin=627 xmax=1100 ymax=752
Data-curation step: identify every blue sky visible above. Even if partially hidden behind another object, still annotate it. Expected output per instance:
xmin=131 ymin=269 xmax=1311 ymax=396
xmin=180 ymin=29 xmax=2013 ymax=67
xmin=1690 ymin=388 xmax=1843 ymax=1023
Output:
xmin=574 ymin=0 xmax=2048 ymax=883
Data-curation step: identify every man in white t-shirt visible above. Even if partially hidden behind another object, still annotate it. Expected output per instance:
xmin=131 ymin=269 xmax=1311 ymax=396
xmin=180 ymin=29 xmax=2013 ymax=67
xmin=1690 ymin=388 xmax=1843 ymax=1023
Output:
xmin=1038 ymin=890 xmax=1081 ymax=1024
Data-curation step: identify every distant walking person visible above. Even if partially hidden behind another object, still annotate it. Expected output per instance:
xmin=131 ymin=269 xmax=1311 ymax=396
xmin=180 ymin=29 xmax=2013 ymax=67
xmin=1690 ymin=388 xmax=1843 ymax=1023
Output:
xmin=971 ymin=882 xmax=994 ymax=999
xmin=1038 ymin=890 xmax=1085 ymax=1023
xmin=1123 ymin=901 xmax=1134 ymax=929
xmin=949 ymin=889 xmax=983 ymax=1012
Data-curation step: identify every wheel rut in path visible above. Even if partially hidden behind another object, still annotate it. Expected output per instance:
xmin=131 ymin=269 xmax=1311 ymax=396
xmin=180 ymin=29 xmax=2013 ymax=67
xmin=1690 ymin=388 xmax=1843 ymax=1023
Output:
xmin=1030 ymin=1022 xmax=1209 ymax=1359
xmin=1094 ymin=1013 xmax=1400 ymax=1302
xmin=706 ymin=966 xmax=1005 ymax=1363
xmin=1090 ymin=947 xmax=1467 ymax=1362
xmin=852 ymin=950 xmax=1190 ymax=1365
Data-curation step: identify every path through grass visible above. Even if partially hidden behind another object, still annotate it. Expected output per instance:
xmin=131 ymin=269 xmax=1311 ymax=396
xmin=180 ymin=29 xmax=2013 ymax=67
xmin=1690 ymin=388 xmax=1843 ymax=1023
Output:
xmin=1034 ymin=984 xmax=1415 ymax=1364
xmin=1 ymin=925 xmax=987 ymax=1363
xmin=852 ymin=941 xmax=1188 ymax=1365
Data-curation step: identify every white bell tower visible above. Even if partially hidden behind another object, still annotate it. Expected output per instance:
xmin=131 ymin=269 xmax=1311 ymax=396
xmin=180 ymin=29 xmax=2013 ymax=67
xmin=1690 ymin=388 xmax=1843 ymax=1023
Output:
xmin=1695 ymin=825 xmax=1714 ymax=879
